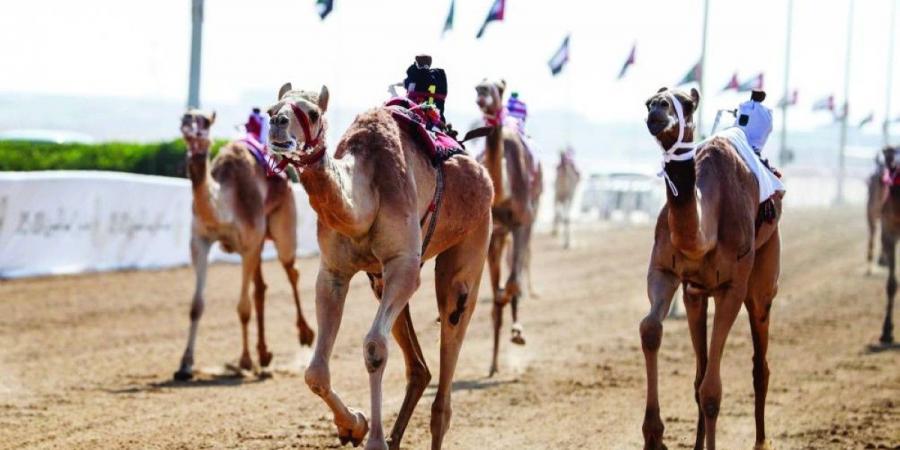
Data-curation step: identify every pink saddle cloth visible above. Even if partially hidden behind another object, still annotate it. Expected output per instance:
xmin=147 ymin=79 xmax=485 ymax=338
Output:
xmin=384 ymin=97 xmax=465 ymax=166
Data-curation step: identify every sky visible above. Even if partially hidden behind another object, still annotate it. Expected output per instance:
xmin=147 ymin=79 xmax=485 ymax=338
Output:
xmin=0 ymin=0 xmax=897 ymax=136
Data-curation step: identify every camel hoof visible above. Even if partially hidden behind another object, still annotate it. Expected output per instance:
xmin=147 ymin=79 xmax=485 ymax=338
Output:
xmin=511 ymin=324 xmax=526 ymax=345
xmin=753 ymin=440 xmax=773 ymax=450
xmin=336 ymin=410 xmax=369 ymax=447
xmin=239 ymin=354 xmax=253 ymax=372
xmin=173 ymin=369 xmax=193 ymax=381
xmin=299 ymin=326 xmax=315 ymax=347
xmin=879 ymin=334 xmax=894 ymax=345
xmin=488 ymin=364 xmax=498 ymax=378
xmin=259 ymin=350 xmax=273 ymax=368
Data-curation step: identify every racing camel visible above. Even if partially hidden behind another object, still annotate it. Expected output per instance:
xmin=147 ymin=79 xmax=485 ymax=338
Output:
xmin=553 ymin=148 xmax=581 ymax=249
xmin=475 ymin=79 xmax=539 ymax=377
xmin=175 ymin=111 xmax=314 ymax=381
xmin=640 ymin=87 xmax=781 ymax=449
xmin=267 ymin=83 xmax=492 ymax=450
xmin=878 ymin=146 xmax=898 ymax=345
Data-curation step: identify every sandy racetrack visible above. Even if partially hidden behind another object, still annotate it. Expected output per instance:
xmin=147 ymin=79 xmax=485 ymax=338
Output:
xmin=1 ymin=207 xmax=898 ymax=449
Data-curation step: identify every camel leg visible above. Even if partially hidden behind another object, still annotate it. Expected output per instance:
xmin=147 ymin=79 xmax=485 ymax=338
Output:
xmin=237 ymin=245 xmax=262 ymax=372
xmin=683 ymin=291 xmax=709 ymax=450
xmin=252 ymin=262 xmax=273 ymax=369
xmin=563 ymin=200 xmax=572 ymax=249
xmin=867 ymin=206 xmax=876 ymax=271
xmin=700 ymin=283 xmax=748 ymax=450
xmin=430 ymin=223 xmax=488 ymax=449
xmin=268 ymin=199 xmax=315 ymax=346
xmin=305 ymin=268 xmax=369 ymax=447
xmin=640 ymin=268 xmax=680 ymax=449
xmin=488 ymin=228 xmax=508 ymax=377
xmin=384 ymin=305 xmax=430 ymax=450
xmin=882 ymin=231 xmax=896 ymax=344
xmin=175 ymin=236 xmax=212 ymax=380
xmin=745 ymin=231 xmax=780 ymax=449
xmin=508 ymin=223 xmax=532 ymax=346
xmin=525 ymin=242 xmax=539 ymax=298
xmin=363 ymin=254 xmax=421 ymax=450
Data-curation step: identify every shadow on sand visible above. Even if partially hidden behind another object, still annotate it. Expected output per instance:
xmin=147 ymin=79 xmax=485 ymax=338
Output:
xmin=864 ymin=341 xmax=900 ymax=354
xmin=106 ymin=367 xmax=272 ymax=394
xmin=421 ymin=377 xmax=518 ymax=399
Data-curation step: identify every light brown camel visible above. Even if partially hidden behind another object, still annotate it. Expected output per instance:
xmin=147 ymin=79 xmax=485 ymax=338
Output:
xmin=266 ymin=83 xmax=492 ymax=450
xmin=878 ymin=146 xmax=898 ymax=344
xmin=174 ymin=111 xmax=314 ymax=381
xmin=867 ymin=154 xmax=887 ymax=273
xmin=552 ymin=149 xmax=581 ymax=249
xmin=640 ymin=87 xmax=781 ymax=450
xmin=475 ymin=79 xmax=539 ymax=377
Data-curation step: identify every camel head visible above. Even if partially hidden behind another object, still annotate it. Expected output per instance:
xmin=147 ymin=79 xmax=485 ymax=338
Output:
xmin=180 ymin=110 xmax=215 ymax=156
xmin=267 ymin=82 xmax=329 ymax=158
xmin=645 ymin=87 xmax=700 ymax=149
xmin=475 ymin=78 xmax=507 ymax=117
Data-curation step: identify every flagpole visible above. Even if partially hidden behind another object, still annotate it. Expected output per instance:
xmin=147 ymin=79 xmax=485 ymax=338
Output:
xmin=187 ymin=0 xmax=203 ymax=108
xmin=836 ymin=0 xmax=855 ymax=205
xmin=885 ymin=0 xmax=897 ymax=147
xmin=698 ymin=0 xmax=710 ymax=136
xmin=779 ymin=0 xmax=794 ymax=166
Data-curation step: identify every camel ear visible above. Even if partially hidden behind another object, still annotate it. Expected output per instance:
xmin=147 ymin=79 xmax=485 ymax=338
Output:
xmin=278 ymin=83 xmax=293 ymax=100
xmin=690 ymin=88 xmax=701 ymax=107
xmin=497 ymin=79 xmax=507 ymax=98
xmin=657 ymin=87 xmax=668 ymax=93
xmin=318 ymin=85 xmax=329 ymax=113
xmin=209 ymin=111 xmax=216 ymax=125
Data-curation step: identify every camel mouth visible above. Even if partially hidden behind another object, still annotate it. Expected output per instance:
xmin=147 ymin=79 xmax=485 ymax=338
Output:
xmin=269 ymin=139 xmax=296 ymax=153
xmin=647 ymin=119 xmax=667 ymax=136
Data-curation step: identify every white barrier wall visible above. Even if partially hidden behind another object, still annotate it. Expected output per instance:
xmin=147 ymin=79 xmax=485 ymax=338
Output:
xmin=0 ymin=171 xmax=319 ymax=278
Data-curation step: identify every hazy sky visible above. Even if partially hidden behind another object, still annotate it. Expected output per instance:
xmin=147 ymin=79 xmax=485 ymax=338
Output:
xmin=1 ymin=0 xmax=897 ymax=132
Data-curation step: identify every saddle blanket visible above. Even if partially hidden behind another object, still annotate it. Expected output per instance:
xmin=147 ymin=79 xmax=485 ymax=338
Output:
xmin=384 ymin=97 xmax=465 ymax=166
xmin=712 ymin=127 xmax=785 ymax=203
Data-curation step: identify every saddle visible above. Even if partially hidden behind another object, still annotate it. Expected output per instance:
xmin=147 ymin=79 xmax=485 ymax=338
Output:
xmin=239 ymin=135 xmax=284 ymax=178
xmin=385 ymin=97 xmax=466 ymax=167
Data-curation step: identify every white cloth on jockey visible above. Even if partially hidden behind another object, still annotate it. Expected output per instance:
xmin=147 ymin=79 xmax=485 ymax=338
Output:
xmin=713 ymin=127 xmax=785 ymax=203
xmin=734 ymin=99 xmax=773 ymax=153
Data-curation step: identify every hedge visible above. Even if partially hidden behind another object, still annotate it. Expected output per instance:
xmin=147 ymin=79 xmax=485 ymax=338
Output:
xmin=0 ymin=139 xmax=228 ymax=178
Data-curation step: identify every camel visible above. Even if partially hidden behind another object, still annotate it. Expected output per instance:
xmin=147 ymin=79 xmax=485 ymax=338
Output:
xmin=640 ymin=87 xmax=782 ymax=449
xmin=552 ymin=149 xmax=581 ymax=249
xmin=266 ymin=83 xmax=492 ymax=450
xmin=867 ymin=153 xmax=887 ymax=273
xmin=475 ymin=79 xmax=539 ymax=377
xmin=878 ymin=146 xmax=898 ymax=345
xmin=174 ymin=111 xmax=314 ymax=381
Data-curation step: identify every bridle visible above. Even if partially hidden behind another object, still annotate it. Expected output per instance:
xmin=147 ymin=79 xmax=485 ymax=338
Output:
xmin=656 ymin=92 xmax=697 ymax=197
xmin=272 ymin=102 xmax=327 ymax=172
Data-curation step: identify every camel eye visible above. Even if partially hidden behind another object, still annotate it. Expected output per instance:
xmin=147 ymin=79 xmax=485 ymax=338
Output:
xmin=659 ymin=100 xmax=669 ymax=109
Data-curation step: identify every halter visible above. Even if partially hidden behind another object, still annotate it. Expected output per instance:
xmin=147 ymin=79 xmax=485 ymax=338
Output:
xmin=272 ymin=102 xmax=327 ymax=172
xmin=657 ymin=92 xmax=697 ymax=197
xmin=484 ymin=108 xmax=505 ymax=127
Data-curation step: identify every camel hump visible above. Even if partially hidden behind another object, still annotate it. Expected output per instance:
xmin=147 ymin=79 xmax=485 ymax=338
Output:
xmin=211 ymin=142 xmax=265 ymax=226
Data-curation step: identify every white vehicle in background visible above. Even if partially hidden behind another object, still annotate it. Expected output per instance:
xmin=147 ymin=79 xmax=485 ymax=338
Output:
xmin=580 ymin=171 xmax=664 ymax=222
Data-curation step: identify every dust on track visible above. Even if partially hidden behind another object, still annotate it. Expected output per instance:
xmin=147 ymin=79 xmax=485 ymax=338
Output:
xmin=0 ymin=207 xmax=897 ymax=449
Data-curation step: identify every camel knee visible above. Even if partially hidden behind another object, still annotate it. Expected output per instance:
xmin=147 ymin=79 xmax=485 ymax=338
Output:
xmin=888 ymin=276 xmax=897 ymax=298
xmin=640 ymin=316 xmax=663 ymax=353
xmin=364 ymin=333 xmax=388 ymax=374
xmin=698 ymin=382 xmax=722 ymax=420
xmin=305 ymin=362 xmax=331 ymax=396
xmin=408 ymin=362 xmax=432 ymax=387
xmin=189 ymin=297 xmax=204 ymax=321
xmin=237 ymin=299 xmax=251 ymax=324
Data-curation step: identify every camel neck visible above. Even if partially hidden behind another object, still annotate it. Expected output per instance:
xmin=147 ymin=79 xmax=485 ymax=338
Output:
xmin=186 ymin=153 xmax=220 ymax=227
xmin=663 ymin=158 xmax=697 ymax=206
xmin=484 ymin=125 xmax=505 ymax=203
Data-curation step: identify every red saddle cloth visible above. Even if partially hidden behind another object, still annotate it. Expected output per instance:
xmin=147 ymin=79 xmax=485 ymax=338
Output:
xmin=384 ymin=97 xmax=465 ymax=166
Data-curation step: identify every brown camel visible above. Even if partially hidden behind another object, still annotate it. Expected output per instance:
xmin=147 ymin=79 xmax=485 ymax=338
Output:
xmin=878 ymin=146 xmax=898 ymax=344
xmin=867 ymin=153 xmax=887 ymax=273
xmin=174 ymin=111 xmax=314 ymax=381
xmin=267 ymin=83 xmax=492 ymax=450
xmin=475 ymin=79 xmax=539 ymax=377
xmin=640 ymin=87 xmax=781 ymax=449
xmin=553 ymin=149 xmax=581 ymax=249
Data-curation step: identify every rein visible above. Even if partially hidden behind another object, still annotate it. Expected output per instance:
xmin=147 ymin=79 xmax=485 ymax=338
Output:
xmin=274 ymin=103 xmax=327 ymax=172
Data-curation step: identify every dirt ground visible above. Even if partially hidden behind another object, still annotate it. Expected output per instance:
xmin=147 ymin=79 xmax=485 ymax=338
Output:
xmin=1 ymin=206 xmax=898 ymax=449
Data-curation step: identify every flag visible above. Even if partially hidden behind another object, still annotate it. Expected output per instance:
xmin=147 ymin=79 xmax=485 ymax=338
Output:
xmin=316 ymin=0 xmax=333 ymax=20
xmin=812 ymin=95 xmax=834 ymax=112
xmin=737 ymin=72 xmax=764 ymax=92
xmin=721 ymin=72 xmax=740 ymax=92
xmin=548 ymin=35 xmax=570 ymax=76
xmin=617 ymin=43 xmax=636 ymax=79
xmin=778 ymin=89 xmax=798 ymax=108
xmin=858 ymin=111 xmax=874 ymax=128
xmin=677 ymin=60 xmax=702 ymax=86
xmin=442 ymin=0 xmax=454 ymax=36
xmin=476 ymin=0 xmax=505 ymax=39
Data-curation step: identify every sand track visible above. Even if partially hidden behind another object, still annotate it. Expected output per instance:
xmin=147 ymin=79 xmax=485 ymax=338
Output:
xmin=1 ymin=207 xmax=898 ymax=449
